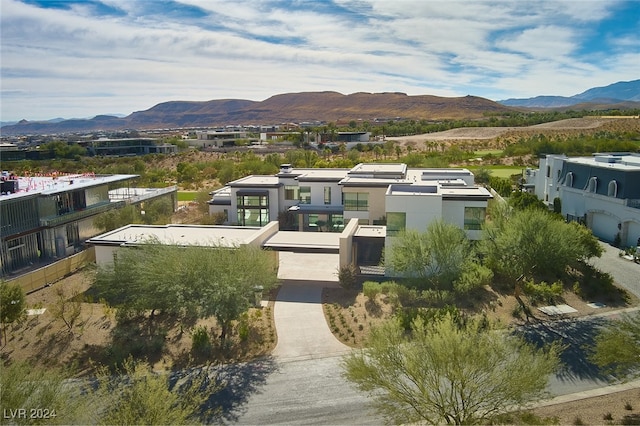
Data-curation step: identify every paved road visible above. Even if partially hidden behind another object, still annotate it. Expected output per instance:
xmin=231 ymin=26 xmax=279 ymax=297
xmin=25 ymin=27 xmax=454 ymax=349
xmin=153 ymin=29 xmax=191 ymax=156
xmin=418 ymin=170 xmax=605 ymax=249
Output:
xmin=217 ymin=356 xmax=378 ymax=425
xmin=589 ymin=242 xmax=640 ymax=299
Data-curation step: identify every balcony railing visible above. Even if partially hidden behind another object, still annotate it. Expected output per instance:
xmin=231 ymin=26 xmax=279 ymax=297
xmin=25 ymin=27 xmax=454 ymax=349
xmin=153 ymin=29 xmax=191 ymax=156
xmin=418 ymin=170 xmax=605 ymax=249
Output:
xmin=627 ymin=199 xmax=640 ymax=209
xmin=39 ymin=201 xmax=125 ymax=227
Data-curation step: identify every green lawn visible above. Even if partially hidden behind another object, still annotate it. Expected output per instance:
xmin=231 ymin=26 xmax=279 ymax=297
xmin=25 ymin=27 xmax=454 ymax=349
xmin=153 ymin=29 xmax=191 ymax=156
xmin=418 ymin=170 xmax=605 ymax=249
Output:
xmin=177 ymin=191 xmax=198 ymax=202
xmin=473 ymin=149 xmax=504 ymax=157
xmin=468 ymin=165 xmax=524 ymax=178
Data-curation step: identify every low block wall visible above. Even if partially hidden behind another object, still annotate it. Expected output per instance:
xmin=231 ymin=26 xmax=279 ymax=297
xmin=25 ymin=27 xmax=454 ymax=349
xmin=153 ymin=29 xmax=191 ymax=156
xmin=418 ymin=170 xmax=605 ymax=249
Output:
xmin=5 ymin=247 xmax=96 ymax=294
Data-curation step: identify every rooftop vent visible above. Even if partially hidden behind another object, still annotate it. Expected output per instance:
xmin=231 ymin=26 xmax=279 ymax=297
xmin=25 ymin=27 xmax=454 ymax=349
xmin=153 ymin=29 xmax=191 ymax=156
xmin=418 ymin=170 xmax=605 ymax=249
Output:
xmin=280 ymin=164 xmax=292 ymax=173
xmin=594 ymin=155 xmax=620 ymax=164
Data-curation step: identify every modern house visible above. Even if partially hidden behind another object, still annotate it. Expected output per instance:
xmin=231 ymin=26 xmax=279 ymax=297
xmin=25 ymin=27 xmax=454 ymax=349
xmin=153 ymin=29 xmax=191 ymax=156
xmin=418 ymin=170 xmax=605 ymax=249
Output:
xmin=82 ymin=138 xmax=178 ymax=156
xmin=194 ymin=131 xmax=258 ymax=148
xmin=0 ymin=172 xmax=177 ymax=277
xmin=209 ymin=163 xmax=493 ymax=269
xmin=525 ymin=152 xmax=640 ymax=247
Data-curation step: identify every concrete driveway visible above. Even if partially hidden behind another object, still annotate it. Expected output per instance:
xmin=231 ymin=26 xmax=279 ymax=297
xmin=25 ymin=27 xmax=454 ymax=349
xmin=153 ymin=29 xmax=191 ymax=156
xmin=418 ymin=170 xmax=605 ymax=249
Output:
xmin=272 ymin=280 xmax=351 ymax=361
xmin=277 ymin=251 xmax=339 ymax=281
xmin=273 ymin=252 xmax=351 ymax=361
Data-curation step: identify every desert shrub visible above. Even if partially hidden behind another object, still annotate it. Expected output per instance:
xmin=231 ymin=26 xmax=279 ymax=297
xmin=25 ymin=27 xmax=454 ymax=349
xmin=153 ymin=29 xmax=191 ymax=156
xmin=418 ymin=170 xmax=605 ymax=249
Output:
xmin=191 ymin=326 xmax=211 ymax=355
xmin=237 ymin=313 xmax=250 ymax=342
xmin=363 ymin=281 xmax=381 ymax=301
xmin=522 ymin=279 xmax=563 ymax=305
xmin=453 ymin=262 xmax=494 ymax=295
xmin=338 ymin=264 xmax=358 ymax=290
xmin=392 ymin=285 xmax=419 ymax=307
xmin=395 ymin=306 xmax=464 ymax=332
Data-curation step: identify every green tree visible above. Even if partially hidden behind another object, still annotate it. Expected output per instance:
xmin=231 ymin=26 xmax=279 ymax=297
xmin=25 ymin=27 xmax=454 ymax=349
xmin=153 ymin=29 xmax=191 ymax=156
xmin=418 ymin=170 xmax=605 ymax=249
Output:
xmin=93 ymin=205 xmax=141 ymax=232
xmin=386 ymin=220 xmax=485 ymax=295
xmin=141 ymin=197 xmax=174 ymax=224
xmin=95 ymin=242 xmax=277 ymax=340
xmin=474 ymin=167 xmax=492 ymax=185
xmin=489 ymin=176 xmax=512 ymax=197
xmin=343 ymin=314 xmax=560 ymax=425
xmin=0 ymin=280 xmax=26 ymax=344
xmin=508 ymin=191 xmax=547 ymax=211
xmin=0 ymin=359 xmax=221 ymax=425
xmin=481 ymin=209 xmax=602 ymax=281
xmin=590 ymin=313 xmax=640 ymax=379
xmin=0 ymin=361 xmax=91 ymax=425
xmin=95 ymin=359 xmax=220 ymax=425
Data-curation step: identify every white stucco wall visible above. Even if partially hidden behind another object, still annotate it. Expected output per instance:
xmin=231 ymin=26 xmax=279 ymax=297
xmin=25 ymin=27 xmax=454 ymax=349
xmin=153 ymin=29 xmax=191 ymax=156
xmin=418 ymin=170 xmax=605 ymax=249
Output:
xmin=306 ymin=181 xmax=342 ymax=206
xmin=386 ymin=192 xmax=443 ymax=231
xmin=561 ymin=186 xmax=640 ymax=246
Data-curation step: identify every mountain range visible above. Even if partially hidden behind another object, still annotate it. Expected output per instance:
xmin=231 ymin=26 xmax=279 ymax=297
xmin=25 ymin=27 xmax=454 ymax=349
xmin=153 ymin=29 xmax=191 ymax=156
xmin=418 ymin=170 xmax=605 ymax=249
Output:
xmin=499 ymin=79 xmax=640 ymax=108
xmin=1 ymin=80 xmax=639 ymax=136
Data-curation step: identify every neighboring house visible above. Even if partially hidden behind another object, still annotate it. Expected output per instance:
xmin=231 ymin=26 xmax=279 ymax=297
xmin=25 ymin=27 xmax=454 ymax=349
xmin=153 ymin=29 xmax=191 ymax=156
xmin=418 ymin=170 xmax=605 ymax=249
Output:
xmin=83 ymin=138 xmax=178 ymax=156
xmin=0 ymin=172 xmax=177 ymax=277
xmin=525 ymin=152 xmax=640 ymax=247
xmin=194 ymin=131 xmax=258 ymax=148
xmin=209 ymin=162 xmax=493 ymax=270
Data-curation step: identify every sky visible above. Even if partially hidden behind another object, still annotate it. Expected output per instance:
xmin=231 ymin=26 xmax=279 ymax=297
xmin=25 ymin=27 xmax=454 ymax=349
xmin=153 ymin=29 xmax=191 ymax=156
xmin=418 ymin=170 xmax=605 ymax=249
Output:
xmin=1 ymin=0 xmax=639 ymax=122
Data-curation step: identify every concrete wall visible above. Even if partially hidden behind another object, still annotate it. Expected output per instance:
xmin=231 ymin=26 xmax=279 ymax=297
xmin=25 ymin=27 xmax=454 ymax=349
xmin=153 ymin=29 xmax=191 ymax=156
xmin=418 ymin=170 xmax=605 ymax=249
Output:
xmin=339 ymin=218 xmax=359 ymax=268
xmin=7 ymin=247 xmax=96 ymax=294
xmin=248 ymin=221 xmax=280 ymax=247
xmin=94 ymin=245 xmax=119 ymax=266
xmin=562 ymin=186 xmax=640 ymax=246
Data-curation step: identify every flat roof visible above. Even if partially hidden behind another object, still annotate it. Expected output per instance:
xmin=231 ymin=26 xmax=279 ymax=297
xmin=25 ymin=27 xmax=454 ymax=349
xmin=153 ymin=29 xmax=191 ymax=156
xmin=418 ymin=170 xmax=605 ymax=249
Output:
xmin=262 ymin=231 xmax=340 ymax=251
xmin=296 ymin=169 xmax=351 ymax=181
xmin=441 ymin=186 xmax=493 ymax=200
xmin=87 ymin=224 xmax=264 ymax=247
xmin=0 ymin=173 xmax=138 ymax=201
xmin=566 ymin=154 xmax=640 ymax=170
xmin=348 ymin=163 xmax=407 ymax=176
xmin=340 ymin=176 xmax=411 ymax=187
xmin=387 ymin=184 xmax=438 ymax=195
xmin=354 ymin=225 xmax=386 ymax=238
xmin=229 ymin=175 xmax=281 ymax=187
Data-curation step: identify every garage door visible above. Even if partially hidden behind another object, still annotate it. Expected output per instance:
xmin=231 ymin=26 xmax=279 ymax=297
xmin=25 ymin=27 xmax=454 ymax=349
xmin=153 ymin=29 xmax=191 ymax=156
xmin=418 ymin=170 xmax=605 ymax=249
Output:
xmin=627 ymin=221 xmax=640 ymax=248
xmin=277 ymin=251 xmax=340 ymax=282
xmin=591 ymin=213 xmax=619 ymax=243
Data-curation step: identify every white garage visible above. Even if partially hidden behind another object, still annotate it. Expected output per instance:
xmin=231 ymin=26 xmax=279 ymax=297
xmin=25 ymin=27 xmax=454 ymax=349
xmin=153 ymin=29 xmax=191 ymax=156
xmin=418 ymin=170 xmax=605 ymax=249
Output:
xmin=590 ymin=212 xmax=620 ymax=243
xmin=626 ymin=220 xmax=640 ymax=248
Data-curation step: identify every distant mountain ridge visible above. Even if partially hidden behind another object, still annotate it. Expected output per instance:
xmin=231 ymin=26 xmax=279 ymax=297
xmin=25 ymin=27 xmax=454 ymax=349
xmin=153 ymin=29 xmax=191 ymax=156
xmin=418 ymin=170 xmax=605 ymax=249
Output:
xmin=2 ymin=81 xmax=639 ymax=136
xmin=499 ymin=79 xmax=640 ymax=108
xmin=0 ymin=92 xmax=509 ymax=136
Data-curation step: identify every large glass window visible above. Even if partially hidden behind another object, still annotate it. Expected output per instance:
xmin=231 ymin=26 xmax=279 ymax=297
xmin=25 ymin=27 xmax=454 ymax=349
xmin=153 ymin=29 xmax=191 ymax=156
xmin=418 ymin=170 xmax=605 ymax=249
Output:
xmin=299 ymin=186 xmax=311 ymax=204
xmin=386 ymin=212 xmax=406 ymax=236
xmin=464 ymin=207 xmax=486 ymax=230
xmin=324 ymin=186 xmax=331 ymax=205
xmin=608 ymin=180 xmax=618 ymax=197
xmin=237 ymin=194 xmax=269 ymax=226
xmin=343 ymin=192 xmax=368 ymax=211
xmin=284 ymin=186 xmax=299 ymax=201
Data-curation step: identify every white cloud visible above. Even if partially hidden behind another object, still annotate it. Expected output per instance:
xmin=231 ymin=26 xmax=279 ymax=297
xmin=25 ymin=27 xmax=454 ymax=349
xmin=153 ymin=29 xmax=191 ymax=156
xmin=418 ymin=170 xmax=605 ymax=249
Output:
xmin=0 ymin=0 xmax=637 ymax=121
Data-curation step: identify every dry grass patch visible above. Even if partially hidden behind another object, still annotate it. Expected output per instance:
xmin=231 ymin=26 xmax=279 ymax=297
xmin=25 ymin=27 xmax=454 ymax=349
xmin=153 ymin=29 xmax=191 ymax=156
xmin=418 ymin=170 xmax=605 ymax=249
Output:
xmin=1 ymin=270 xmax=278 ymax=374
